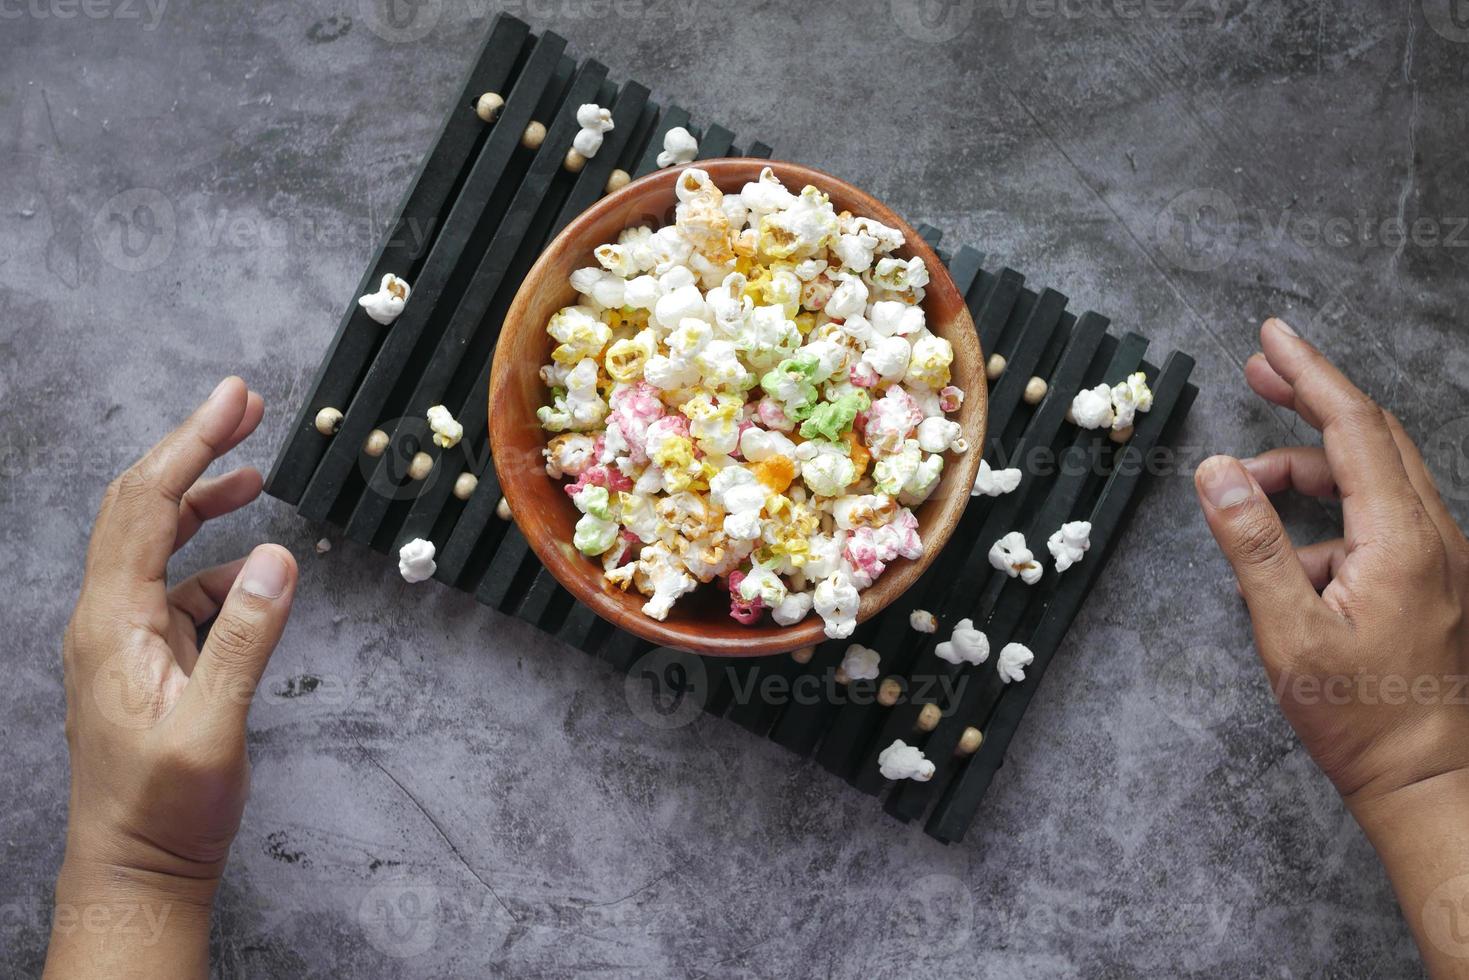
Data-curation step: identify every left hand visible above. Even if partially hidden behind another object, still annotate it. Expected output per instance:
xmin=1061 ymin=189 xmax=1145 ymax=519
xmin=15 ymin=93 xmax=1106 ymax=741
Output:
xmin=45 ymin=377 xmax=297 ymax=980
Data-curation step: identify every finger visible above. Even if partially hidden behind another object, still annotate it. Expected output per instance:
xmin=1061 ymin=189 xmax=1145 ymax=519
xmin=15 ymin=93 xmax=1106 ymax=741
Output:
xmin=1383 ymin=411 xmax=1466 ymax=548
xmin=168 ymin=558 xmax=248 ymax=626
xmin=1244 ymin=353 xmax=1297 ymax=412
xmin=217 ymin=390 xmax=265 ymax=457
xmin=1296 ymin=539 xmax=1349 ymax=591
xmin=1195 ymin=455 xmax=1323 ymax=631
xmin=1258 ymin=318 xmax=1422 ymax=541
xmin=174 ymin=467 xmax=264 ymax=552
xmin=181 ymin=545 xmax=297 ymax=733
xmin=1241 ymin=447 xmax=1338 ymax=499
xmin=89 ymin=378 xmax=251 ymax=594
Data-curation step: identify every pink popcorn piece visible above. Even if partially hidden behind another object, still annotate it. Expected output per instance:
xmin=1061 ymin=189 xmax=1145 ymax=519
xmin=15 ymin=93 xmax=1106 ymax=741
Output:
xmin=564 ymin=464 xmax=634 ymax=498
xmin=850 ymin=362 xmax=879 ymax=388
xmin=938 ymin=386 xmax=964 ymax=413
xmin=727 ymin=570 xmax=767 ymax=625
xmin=756 ymin=397 xmax=792 ymax=431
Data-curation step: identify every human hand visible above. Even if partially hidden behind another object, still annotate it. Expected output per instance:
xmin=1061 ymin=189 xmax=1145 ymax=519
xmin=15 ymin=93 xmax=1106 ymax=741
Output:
xmin=45 ymin=378 xmax=297 ymax=980
xmin=1195 ymin=318 xmax=1469 ymax=975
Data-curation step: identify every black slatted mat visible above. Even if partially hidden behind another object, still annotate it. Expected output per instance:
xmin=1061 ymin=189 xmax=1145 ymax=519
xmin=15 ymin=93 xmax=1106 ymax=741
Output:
xmin=266 ymin=14 xmax=1199 ymax=845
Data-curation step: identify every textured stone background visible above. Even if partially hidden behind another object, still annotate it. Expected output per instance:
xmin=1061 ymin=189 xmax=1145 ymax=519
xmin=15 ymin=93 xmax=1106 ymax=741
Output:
xmin=4 ymin=0 xmax=1468 ymax=976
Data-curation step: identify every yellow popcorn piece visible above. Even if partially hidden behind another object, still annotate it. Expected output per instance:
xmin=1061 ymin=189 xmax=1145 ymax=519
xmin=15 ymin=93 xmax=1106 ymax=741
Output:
xmin=548 ymin=305 xmax=613 ymax=365
xmin=605 ymin=328 xmax=657 ymax=382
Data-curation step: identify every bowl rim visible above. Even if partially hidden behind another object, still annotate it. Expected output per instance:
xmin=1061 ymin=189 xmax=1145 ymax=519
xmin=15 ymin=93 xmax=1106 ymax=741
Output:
xmin=489 ymin=158 xmax=986 ymax=657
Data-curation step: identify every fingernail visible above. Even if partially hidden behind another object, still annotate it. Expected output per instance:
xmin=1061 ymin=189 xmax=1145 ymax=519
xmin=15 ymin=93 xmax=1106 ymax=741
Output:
xmin=241 ymin=547 xmax=289 ymax=599
xmin=1198 ymin=456 xmax=1254 ymax=510
xmin=1266 ymin=317 xmax=1298 ymax=339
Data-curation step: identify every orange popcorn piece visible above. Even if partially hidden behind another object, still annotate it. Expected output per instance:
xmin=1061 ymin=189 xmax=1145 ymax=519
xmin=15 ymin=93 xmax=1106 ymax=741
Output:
xmin=843 ymin=430 xmax=871 ymax=477
xmin=751 ymin=454 xmax=797 ymax=494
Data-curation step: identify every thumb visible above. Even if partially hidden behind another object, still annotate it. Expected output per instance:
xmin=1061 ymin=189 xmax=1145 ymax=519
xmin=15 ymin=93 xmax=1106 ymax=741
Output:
xmin=183 ymin=544 xmax=297 ymax=732
xmin=1195 ymin=455 xmax=1319 ymax=629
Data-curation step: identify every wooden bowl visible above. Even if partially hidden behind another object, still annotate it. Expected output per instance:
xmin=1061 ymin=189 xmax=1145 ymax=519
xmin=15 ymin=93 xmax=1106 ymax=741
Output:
xmin=489 ymin=159 xmax=986 ymax=657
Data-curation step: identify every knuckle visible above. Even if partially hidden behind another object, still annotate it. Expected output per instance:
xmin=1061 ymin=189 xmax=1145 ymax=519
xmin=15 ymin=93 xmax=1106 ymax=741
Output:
xmin=1231 ymin=508 xmax=1288 ymax=569
xmin=206 ymin=612 xmax=262 ymax=668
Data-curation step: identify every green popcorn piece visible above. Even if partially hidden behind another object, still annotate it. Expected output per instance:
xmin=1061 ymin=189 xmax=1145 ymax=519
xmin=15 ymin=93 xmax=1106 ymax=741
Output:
xmin=573 ymin=485 xmax=614 ymax=521
xmin=799 ymin=390 xmax=870 ymax=442
xmin=573 ymin=513 xmax=619 ymax=556
xmin=759 ymin=354 xmax=821 ymax=421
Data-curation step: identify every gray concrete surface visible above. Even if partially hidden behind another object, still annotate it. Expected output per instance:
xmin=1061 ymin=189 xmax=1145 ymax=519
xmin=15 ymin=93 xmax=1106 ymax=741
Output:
xmin=4 ymin=0 xmax=1468 ymax=976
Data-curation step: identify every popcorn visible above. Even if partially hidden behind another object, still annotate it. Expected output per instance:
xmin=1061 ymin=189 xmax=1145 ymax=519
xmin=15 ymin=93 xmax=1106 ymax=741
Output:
xmin=814 ymin=571 xmax=861 ymax=639
xmin=905 ymin=333 xmax=954 ymax=389
xmin=426 ymin=405 xmax=462 ymax=449
xmin=1110 ymin=371 xmax=1154 ymax=430
xmin=909 ymin=608 xmax=937 ymax=633
xmin=1046 ymin=520 xmax=1092 ymax=573
xmin=971 ymin=459 xmax=1022 ymax=497
xmin=397 ymin=538 xmax=436 ymax=583
xmin=771 ymin=590 xmax=814 ymax=626
xmin=536 ymin=170 xmax=969 ymax=628
xmin=656 ymin=126 xmax=699 ymax=168
xmin=935 ymin=617 xmax=989 ymax=665
xmin=840 ymin=643 xmax=881 ymax=681
xmin=997 ymin=642 xmax=1035 ymax=684
xmin=573 ymin=103 xmax=615 ymax=158
xmin=358 ymin=273 xmax=411 ymax=325
xmin=989 ymin=531 xmax=1042 ymax=585
xmin=1070 ymin=384 xmax=1115 ymax=430
xmin=878 ymin=739 xmax=934 ymax=782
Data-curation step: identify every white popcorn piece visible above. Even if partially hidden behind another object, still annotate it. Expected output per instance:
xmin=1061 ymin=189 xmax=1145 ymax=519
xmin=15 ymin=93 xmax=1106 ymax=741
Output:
xmin=1070 ymin=383 xmax=1116 ymax=430
xmin=840 ymin=643 xmax=881 ymax=681
xmin=935 ymin=617 xmax=989 ymax=666
xmin=573 ymin=103 xmax=615 ymax=158
xmin=740 ymin=426 xmax=796 ymax=462
xmin=824 ymin=275 xmax=869 ymax=320
xmin=997 ymin=642 xmax=1035 ymax=684
xmin=1046 ymin=520 xmax=1092 ymax=573
xmin=878 ymin=739 xmax=934 ymax=782
xmin=709 ymin=466 xmax=768 ymax=541
xmin=814 ymin=572 xmax=861 ymax=639
xmin=358 ymin=273 xmax=411 ymax=325
xmin=398 ymin=538 xmax=436 ymax=584
xmin=909 ymin=608 xmax=937 ymax=633
xmin=1110 ymin=371 xmax=1154 ymax=430
xmin=771 ymin=590 xmax=814 ymax=627
xmin=426 ymin=404 xmax=463 ymax=449
xmin=971 ymin=459 xmax=1023 ymax=497
xmin=861 ymin=334 xmax=912 ymax=383
xmin=656 ymin=126 xmax=699 ymax=168
xmin=915 ymin=416 xmax=964 ymax=454
xmin=988 ymin=531 xmax=1042 ymax=585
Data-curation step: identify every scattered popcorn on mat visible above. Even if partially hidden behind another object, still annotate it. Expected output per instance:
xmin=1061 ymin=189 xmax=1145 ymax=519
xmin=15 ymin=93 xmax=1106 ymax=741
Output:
xmin=1047 ymin=520 xmax=1092 ymax=573
xmin=1070 ymin=372 xmax=1153 ymax=432
xmin=878 ymin=739 xmax=935 ymax=782
xmin=398 ymin=538 xmax=436 ymax=583
xmin=573 ymin=103 xmax=615 ymax=158
xmin=971 ymin=459 xmax=1022 ymax=497
xmin=997 ymin=642 xmax=1035 ymax=684
xmin=656 ymin=127 xmax=699 ymax=168
xmin=533 ymin=165 xmax=973 ymax=633
xmin=935 ymin=617 xmax=989 ymax=666
xmin=427 ymin=405 xmax=463 ymax=449
xmin=358 ymin=273 xmax=411 ymax=325
xmin=840 ymin=643 xmax=881 ymax=681
xmin=988 ymin=531 xmax=1042 ymax=585
xmin=909 ymin=608 xmax=937 ymax=633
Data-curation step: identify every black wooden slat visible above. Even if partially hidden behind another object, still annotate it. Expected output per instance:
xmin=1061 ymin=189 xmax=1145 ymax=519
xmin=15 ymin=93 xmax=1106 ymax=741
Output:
xmin=697 ymin=123 xmax=735 ymax=159
xmin=515 ymin=568 xmax=565 ymax=627
xmin=476 ymin=524 xmax=531 ymax=609
xmin=432 ymin=460 xmax=504 ymax=586
xmin=946 ymin=246 xmax=985 ymax=301
xmin=555 ymin=600 xmax=605 ymax=652
xmin=976 ymin=269 xmax=1025 ymax=354
xmin=924 ymin=359 xmax=1197 ymax=840
xmin=293 ymin=35 xmax=573 ymax=523
xmin=746 ymin=141 xmax=773 ymax=159
xmin=266 ymin=14 xmax=532 ymax=504
xmin=548 ymin=82 xmax=651 ymax=238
